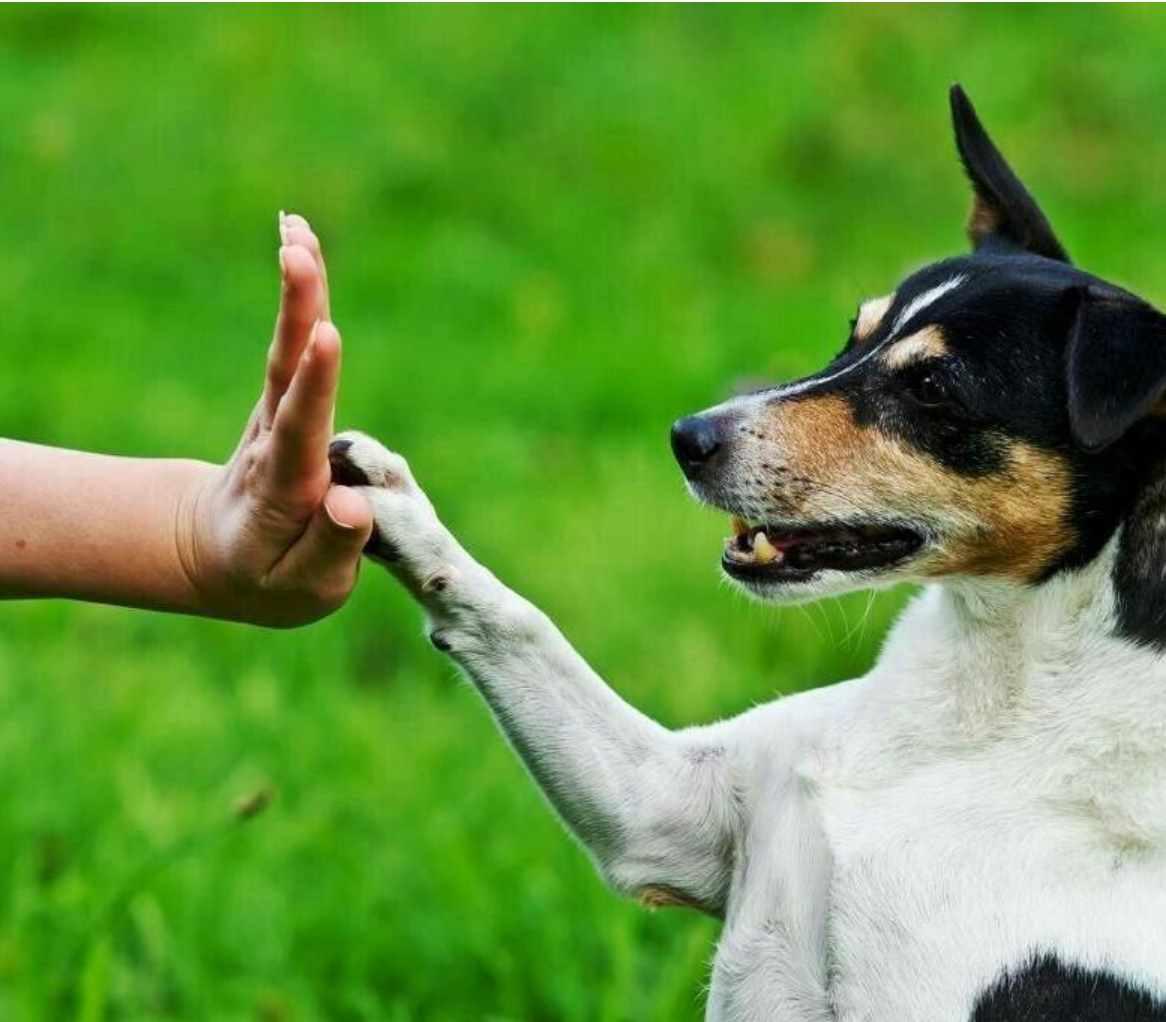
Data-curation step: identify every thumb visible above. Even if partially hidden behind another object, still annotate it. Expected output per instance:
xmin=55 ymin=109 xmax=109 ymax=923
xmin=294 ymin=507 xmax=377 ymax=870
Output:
xmin=273 ymin=485 xmax=374 ymax=597
xmin=321 ymin=484 xmax=375 ymax=538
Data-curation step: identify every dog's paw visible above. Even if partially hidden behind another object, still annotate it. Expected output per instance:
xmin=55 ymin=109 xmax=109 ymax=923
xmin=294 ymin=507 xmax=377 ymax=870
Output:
xmin=328 ymin=431 xmax=452 ymax=582
xmin=328 ymin=431 xmax=417 ymax=493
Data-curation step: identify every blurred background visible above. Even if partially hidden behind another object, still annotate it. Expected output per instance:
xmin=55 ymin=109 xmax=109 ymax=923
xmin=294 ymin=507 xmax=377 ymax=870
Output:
xmin=2 ymin=6 xmax=1166 ymax=1020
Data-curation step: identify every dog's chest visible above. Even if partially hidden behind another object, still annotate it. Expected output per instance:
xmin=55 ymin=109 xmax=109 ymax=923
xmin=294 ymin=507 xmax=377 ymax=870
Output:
xmin=710 ymin=728 xmax=1166 ymax=1022
xmin=817 ymin=757 xmax=1166 ymax=1021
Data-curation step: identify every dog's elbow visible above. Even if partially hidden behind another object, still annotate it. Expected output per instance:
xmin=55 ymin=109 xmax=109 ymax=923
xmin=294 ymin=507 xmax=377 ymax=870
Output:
xmin=599 ymin=855 xmax=729 ymax=917
xmin=592 ymin=742 xmax=739 ymax=917
xmin=598 ymin=817 xmax=734 ymax=914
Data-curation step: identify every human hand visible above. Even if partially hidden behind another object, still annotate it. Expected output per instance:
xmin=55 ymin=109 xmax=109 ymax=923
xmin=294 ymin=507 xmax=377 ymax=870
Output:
xmin=176 ymin=213 xmax=373 ymax=626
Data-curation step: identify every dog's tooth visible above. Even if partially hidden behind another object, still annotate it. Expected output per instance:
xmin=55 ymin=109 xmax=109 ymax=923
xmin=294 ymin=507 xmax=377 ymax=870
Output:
xmin=753 ymin=531 xmax=781 ymax=565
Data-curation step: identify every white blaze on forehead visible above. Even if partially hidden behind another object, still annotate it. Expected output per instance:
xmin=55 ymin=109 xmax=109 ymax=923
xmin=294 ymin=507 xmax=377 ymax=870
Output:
xmin=889 ymin=274 xmax=967 ymax=338
xmin=854 ymin=294 xmax=894 ymax=341
xmin=709 ymin=274 xmax=970 ymax=412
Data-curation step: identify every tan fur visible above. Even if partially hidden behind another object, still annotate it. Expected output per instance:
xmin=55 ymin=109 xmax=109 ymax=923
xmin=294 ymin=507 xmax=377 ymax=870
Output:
xmin=638 ymin=884 xmax=702 ymax=911
xmin=968 ymin=196 xmax=1001 ymax=248
xmin=768 ymin=395 xmax=1074 ymax=581
xmin=854 ymin=294 xmax=894 ymax=343
xmin=881 ymin=326 xmax=948 ymax=370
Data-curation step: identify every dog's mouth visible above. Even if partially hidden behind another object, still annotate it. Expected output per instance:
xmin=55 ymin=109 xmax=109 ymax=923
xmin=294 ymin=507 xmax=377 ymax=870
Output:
xmin=721 ymin=517 xmax=924 ymax=583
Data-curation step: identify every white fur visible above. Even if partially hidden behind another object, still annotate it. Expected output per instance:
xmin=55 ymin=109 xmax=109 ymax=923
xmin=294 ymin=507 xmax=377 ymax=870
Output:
xmin=889 ymin=274 xmax=967 ymax=337
xmin=335 ymin=429 xmax=1166 ymax=1021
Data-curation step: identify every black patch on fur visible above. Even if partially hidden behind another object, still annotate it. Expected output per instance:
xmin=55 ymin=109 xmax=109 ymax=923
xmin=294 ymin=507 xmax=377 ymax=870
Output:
xmin=971 ymin=953 xmax=1166 ymax=1021
xmin=1066 ymin=287 xmax=1166 ymax=452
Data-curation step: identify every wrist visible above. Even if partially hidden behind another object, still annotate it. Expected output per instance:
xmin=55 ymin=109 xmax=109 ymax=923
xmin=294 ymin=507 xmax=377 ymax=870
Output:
xmin=172 ymin=460 xmax=231 ymax=617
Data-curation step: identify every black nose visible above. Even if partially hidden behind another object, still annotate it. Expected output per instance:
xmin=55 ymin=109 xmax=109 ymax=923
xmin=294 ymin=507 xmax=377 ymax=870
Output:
xmin=671 ymin=415 xmax=722 ymax=479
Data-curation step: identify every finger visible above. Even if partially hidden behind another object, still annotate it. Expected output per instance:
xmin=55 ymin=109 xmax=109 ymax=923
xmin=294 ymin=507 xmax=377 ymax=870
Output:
xmin=281 ymin=212 xmax=331 ymax=321
xmin=283 ymin=228 xmax=331 ymax=321
xmin=269 ymin=320 xmax=342 ymax=489
xmin=324 ymin=484 xmax=374 ymax=533
xmin=270 ymin=484 xmax=374 ymax=598
xmin=263 ymin=242 xmax=324 ymax=425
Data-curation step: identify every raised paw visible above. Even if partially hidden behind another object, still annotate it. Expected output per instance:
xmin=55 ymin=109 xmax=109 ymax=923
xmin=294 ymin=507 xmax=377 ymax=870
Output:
xmin=327 ymin=431 xmax=449 ymax=582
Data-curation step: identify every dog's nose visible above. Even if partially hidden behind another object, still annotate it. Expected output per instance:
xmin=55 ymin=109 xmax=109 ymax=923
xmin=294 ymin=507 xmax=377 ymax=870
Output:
xmin=671 ymin=415 xmax=723 ymax=479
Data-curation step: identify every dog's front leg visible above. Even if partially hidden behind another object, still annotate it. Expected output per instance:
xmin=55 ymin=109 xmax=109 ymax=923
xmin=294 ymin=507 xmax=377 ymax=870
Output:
xmin=330 ymin=432 xmax=739 ymax=914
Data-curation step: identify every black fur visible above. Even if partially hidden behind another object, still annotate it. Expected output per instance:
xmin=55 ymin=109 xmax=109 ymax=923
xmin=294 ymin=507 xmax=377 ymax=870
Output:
xmin=1066 ymin=287 xmax=1166 ymax=452
xmin=1113 ymin=460 xmax=1166 ymax=650
xmin=971 ymin=954 xmax=1166 ymax=1021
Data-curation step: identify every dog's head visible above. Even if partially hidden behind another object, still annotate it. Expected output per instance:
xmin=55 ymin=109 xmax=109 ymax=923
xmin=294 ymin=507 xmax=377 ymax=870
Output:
xmin=674 ymin=86 xmax=1166 ymax=623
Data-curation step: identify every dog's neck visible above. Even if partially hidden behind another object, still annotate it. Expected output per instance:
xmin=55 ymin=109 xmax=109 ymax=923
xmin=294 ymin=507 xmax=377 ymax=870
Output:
xmin=864 ymin=534 xmax=1166 ymax=847
xmin=879 ymin=533 xmax=1166 ymax=732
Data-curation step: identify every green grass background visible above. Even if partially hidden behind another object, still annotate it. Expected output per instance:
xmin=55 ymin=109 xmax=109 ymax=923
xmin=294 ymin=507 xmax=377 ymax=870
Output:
xmin=3 ymin=6 xmax=1166 ymax=1020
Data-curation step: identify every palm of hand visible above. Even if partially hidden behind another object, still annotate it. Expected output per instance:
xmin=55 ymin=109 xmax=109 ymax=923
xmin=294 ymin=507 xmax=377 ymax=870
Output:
xmin=178 ymin=214 xmax=373 ymax=627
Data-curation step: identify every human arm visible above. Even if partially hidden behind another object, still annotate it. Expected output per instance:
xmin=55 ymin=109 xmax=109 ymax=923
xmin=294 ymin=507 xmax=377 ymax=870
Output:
xmin=0 ymin=214 xmax=373 ymax=627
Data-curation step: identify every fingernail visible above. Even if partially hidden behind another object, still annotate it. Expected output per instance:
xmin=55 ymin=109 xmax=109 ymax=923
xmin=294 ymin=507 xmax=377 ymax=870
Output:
xmin=324 ymin=491 xmax=358 ymax=530
xmin=278 ymin=209 xmax=288 ymax=245
xmin=278 ymin=245 xmax=289 ymax=280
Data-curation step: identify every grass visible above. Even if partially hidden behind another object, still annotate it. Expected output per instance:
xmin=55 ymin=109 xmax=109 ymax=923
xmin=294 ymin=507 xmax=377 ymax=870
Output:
xmin=3 ymin=6 xmax=1166 ymax=1019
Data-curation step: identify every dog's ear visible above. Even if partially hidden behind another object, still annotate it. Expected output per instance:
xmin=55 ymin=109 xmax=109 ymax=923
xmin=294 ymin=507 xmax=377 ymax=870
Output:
xmin=1066 ymin=286 xmax=1166 ymax=451
xmin=949 ymin=84 xmax=1070 ymax=264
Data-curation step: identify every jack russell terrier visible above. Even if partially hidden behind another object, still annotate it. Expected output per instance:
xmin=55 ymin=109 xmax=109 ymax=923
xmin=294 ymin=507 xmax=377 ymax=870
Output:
xmin=329 ymin=86 xmax=1166 ymax=1021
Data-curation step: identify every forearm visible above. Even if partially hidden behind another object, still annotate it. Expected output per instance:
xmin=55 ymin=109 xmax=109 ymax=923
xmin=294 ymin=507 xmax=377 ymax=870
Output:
xmin=0 ymin=439 xmax=214 ymax=614
xmin=439 ymin=582 xmax=736 ymax=910
xmin=443 ymin=578 xmax=672 ymax=844
xmin=332 ymin=432 xmax=738 ymax=911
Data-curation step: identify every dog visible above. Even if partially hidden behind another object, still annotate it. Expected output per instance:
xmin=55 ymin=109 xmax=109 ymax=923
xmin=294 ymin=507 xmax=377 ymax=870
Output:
xmin=329 ymin=86 xmax=1166 ymax=1020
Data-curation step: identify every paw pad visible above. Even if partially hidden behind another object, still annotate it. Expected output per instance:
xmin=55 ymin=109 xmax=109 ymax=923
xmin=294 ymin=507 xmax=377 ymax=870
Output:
xmin=422 ymin=570 xmax=453 ymax=594
xmin=328 ymin=439 xmax=371 ymax=487
xmin=329 ymin=432 xmax=413 ymax=491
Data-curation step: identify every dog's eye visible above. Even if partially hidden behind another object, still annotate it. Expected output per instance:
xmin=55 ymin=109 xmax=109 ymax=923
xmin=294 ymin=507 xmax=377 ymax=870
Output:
xmin=904 ymin=370 xmax=951 ymax=409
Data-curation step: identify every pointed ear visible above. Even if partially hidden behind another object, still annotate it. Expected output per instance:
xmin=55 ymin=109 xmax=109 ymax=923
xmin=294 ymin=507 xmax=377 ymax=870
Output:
xmin=950 ymin=84 xmax=1070 ymax=264
xmin=1066 ymin=286 xmax=1166 ymax=451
